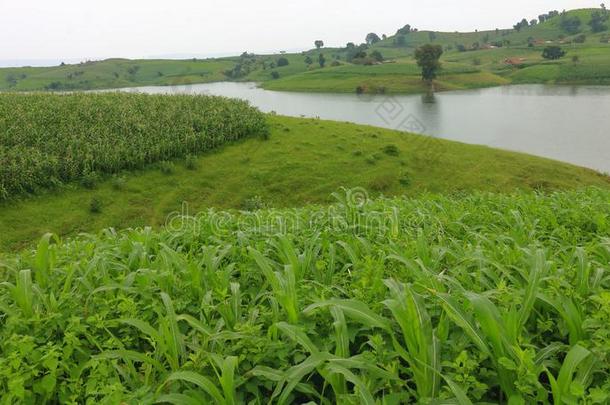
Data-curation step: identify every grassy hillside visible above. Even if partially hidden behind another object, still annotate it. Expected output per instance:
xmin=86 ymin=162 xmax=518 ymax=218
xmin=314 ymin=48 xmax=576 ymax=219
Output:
xmin=1 ymin=9 xmax=609 ymax=94
xmin=0 ymin=58 xmax=236 ymax=91
xmin=1 ymin=114 xmax=608 ymax=251
xmin=1 ymin=188 xmax=609 ymax=403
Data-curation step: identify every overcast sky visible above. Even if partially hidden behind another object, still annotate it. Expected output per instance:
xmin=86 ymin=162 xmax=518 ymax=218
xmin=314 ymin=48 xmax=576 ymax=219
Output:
xmin=0 ymin=0 xmax=603 ymax=65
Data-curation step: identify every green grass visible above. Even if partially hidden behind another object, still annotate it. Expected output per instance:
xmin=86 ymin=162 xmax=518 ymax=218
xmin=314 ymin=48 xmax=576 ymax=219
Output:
xmin=1 ymin=115 xmax=608 ymax=251
xmin=0 ymin=58 xmax=236 ymax=91
xmin=1 ymin=188 xmax=609 ymax=403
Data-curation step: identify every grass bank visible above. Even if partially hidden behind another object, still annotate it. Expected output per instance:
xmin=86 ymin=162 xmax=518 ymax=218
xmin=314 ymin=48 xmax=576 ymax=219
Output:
xmin=1 ymin=115 xmax=607 ymax=251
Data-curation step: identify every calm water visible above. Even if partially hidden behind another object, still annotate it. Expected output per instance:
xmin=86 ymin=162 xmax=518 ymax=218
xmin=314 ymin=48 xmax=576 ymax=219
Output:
xmin=120 ymin=83 xmax=610 ymax=173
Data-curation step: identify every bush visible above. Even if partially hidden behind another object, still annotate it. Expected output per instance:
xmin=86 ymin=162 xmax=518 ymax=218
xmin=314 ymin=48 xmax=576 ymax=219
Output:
xmin=271 ymin=71 xmax=280 ymax=79
xmin=574 ymin=34 xmax=586 ymax=44
xmin=277 ymin=57 xmax=289 ymax=67
xmin=241 ymin=195 xmax=267 ymax=211
xmin=159 ymin=161 xmax=175 ymax=175
xmin=110 ymin=175 xmax=126 ymax=190
xmin=185 ymin=154 xmax=197 ymax=170
xmin=542 ymin=46 xmax=566 ymax=60
xmin=80 ymin=170 xmax=99 ymax=189
xmin=382 ymin=144 xmax=400 ymax=156
xmin=89 ymin=197 xmax=102 ymax=213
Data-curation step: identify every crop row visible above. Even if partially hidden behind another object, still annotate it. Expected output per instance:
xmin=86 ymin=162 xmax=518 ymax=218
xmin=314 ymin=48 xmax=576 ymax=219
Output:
xmin=0 ymin=92 xmax=268 ymax=199
xmin=0 ymin=188 xmax=609 ymax=403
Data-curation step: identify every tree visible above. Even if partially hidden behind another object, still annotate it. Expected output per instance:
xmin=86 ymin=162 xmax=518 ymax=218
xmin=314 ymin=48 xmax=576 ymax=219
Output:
xmin=346 ymin=42 xmax=355 ymax=49
xmin=514 ymin=18 xmax=529 ymax=31
xmin=530 ymin=19 xmax=538 ymax=26
xmin=318 ymin=53 xmax=326 ymax=68
xmin=589 ymin=10 xmax=609 ymax=32
xmin=382 ymin=34 xmax=387 ymax=40
xmin=365 ymin=33 xmax=381 ymax=45
xmin=414 ymin=44 xmax=443 ymax=82
xmin=574 ymin=34 xmax=587 ymax=44
xmin=277 ymin=57 xmax=289 ymax=67
xmin=314 ymin=40 xmax=324 ymax=49
xmin=396 ymin=24 xmax=412 ymax=35
xmin=542 ymin=46 xmax=566 ymax=60
xmin=560 ymin=15 xmax=582 ymax=34
xmin=370 ymin=50 xmax=383 ymax=62
xmin=271 ymin=71 xmax=280 ymax=79
xmin=304 ymin=56 xmax=313 ymax=65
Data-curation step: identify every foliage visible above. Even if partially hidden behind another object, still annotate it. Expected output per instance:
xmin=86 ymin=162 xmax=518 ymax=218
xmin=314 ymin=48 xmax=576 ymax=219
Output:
xmin=542 ymin=46 xmax=567 ymax=60
xmin=0 ymin=188 xmax=609 ymax=402
xmin=589 ymin=10 xmax=609 ymax=33
xmin=365 ymin=33 xmax=381 ymax=45
xmin=414 ymin=44 xmax=443 ymax=81
xmin=314 ymin=40 xmax=324 ymax=49
xmin=0 ymin=93 xmax=268 ymax=199
xmin=277 ymin=57 xmax=289 ymax=67
xmin=560 ymin=14 xmax=582 ymax=34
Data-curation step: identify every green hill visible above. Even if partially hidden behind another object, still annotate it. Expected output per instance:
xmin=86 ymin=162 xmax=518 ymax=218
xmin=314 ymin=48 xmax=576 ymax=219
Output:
xmin=2 ymin=9 xmax=609 ymax=94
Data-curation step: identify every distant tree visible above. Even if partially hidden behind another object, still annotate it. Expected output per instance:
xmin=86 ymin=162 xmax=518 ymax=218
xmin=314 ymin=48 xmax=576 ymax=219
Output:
xmin=60 ymin=62 xmax=65 ymax=66
xmin=542 ymin=46 xmax=566 ymax=60
xmin=314 ymin=40 xmax=324 ymax=49
xmin=574 ymin=34 xmax=587 ymax=43
xmin=589 ymin=10 xmax=609 ymax=32
xmin=304 ymin=56 xmax=313 ymax=65
xmin=271 ymin=71 xmax=280 ymax=79
xmin=495 ymin=28 xmax=500 ymax=35
xmin=365 ymin=33 xmax=381 ymax=45
xmin=370 ymin=50 xmax=383 ymax=62
xmin=277 ymin=57 xmax=289 ymax=67
xmin=346 ymin=42 xmax=356 ymax=49
xmin=456 ymin=44 xmax=467 ymax=52
xmin=539 ymin=14 xmax=547 ymax=23
xmin=560 ymin=15 xmax=582 ymax=34
xmin=428 ymin=31 xmax=437 ymax=41
xmin=318 ymin=53 xmax=326 ymax=67
xmin=414 ymin=44 xmax=443 ymax=82
xmin=530 ymin=19 xmax=538 ymax=26
xmin=382 ymin=34 xmax=387 ymax=40
xmin=514 ymin=18 xmax=529 ymax=31
xmin=396 ymin=24 xmax=413 ymax=35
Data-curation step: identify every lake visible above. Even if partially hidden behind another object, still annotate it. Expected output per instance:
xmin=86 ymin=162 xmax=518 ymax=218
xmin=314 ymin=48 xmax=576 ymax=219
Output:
xmin=119 ymin=83 xmax=610 ymax=173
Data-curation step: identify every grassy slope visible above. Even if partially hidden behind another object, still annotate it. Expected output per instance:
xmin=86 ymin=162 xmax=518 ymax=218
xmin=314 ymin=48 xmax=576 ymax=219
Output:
xmin=1 ymin=10 xmax=609 ymax=94
xmin=1 ymin=115 xmax=607 ymax=251
xmin=0 ymin=58 xmax=236 ymax=91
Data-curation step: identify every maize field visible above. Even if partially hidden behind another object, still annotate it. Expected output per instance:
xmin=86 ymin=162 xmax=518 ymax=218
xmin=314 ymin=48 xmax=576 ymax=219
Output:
xmin=0 ymin=188 xmax=609 ymax=403
xmin=0 ymin=93 xmax=268 ymax=199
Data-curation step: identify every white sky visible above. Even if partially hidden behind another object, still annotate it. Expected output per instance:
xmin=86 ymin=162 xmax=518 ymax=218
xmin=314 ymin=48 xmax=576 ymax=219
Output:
xmin=0 ymin=0 xmax=603 ymax=64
